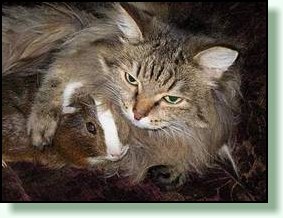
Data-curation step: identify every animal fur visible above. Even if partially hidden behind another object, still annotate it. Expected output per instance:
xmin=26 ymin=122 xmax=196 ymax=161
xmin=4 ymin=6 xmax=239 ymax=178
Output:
xmin=1 ymin=72 xmax=120 ymax=169
xmin=2 ymin=3 xmax=97 ymax=75
xmin=2 ymin=3 xmax=241 ymax=188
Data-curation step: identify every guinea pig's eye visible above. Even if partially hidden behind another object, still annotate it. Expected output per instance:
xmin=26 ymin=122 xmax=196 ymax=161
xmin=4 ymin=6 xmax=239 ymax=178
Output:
xmin=86 ymin=122 xmax=96 ymax=134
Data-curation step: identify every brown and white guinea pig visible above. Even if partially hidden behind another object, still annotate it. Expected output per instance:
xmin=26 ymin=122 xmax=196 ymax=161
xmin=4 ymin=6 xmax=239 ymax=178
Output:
xmin=2 ymin=72 xmax=128 ymax=169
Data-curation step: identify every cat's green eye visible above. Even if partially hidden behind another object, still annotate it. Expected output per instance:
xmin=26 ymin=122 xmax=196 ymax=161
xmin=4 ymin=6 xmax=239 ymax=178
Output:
xmin=163 ymin=95 xmax=183 ymax=104
xmin=125 ymin=72 xmax=138 ymax=86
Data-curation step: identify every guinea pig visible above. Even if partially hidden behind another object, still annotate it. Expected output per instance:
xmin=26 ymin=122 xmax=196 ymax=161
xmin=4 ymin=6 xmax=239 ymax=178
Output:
xmin=2 ymin=72 xmax=128 ymax=169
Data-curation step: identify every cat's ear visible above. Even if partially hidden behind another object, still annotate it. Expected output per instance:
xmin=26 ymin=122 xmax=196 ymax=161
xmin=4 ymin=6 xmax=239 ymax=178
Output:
xmin=112 ymin=3 xmax=148 ymax=43
xmin=193 ymin=46 xmax=238 ymax=80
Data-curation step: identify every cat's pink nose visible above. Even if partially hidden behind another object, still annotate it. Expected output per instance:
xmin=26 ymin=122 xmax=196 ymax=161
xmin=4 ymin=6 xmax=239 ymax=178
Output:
xmin=133 ymin=109 xmax=143 ymax=120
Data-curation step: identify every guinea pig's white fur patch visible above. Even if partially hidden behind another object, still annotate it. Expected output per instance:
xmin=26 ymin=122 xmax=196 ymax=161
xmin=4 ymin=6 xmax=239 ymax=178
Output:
xmin=94 ymin=100 xmax=125 ymax=158
xmin=62 ymin=82 xmax=83 ymax=114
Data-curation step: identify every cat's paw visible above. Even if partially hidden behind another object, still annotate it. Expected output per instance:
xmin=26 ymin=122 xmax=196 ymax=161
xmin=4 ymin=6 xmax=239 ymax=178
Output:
xmin=27 ymin=112 xmax=58 ymax=149
xmin=148 ymin=165 xmax=187 ymax=191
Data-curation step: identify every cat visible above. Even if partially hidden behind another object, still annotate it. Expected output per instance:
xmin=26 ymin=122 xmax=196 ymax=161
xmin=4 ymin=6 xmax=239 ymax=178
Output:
xmin=3 ymin=3 xmax=241 ymax=189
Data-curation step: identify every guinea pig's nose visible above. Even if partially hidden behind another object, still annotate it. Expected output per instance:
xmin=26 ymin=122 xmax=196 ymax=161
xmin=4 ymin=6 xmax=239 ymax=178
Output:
xmin=106 ymin=145 xmax=129 ymax=161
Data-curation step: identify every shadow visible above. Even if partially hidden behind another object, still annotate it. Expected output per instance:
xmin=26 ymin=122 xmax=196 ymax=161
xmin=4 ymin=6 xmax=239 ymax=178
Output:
xmin=11 ymin=202 xmax=271 ymax=213
xmin=267 ymin=10 xmax=278 ymax=211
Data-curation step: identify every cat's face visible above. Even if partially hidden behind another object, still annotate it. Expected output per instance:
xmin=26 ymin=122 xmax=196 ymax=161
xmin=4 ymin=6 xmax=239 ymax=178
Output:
xmin=117 ymin=60 xmax=205 ymax=130
xmin=100 ymin=4 xmax=238 ymax=131
xmin=117 ymin=58 xmax=188 ymax=130
xmin=105 ymin=42 xmax=213 ymax=130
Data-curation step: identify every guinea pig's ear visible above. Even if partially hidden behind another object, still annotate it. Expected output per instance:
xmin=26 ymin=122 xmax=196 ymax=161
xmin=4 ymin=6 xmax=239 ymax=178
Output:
xmin=111 ymin=3 xmax=151 ymax=44
xmin=193 ymin=46 xmax=238 ymax=80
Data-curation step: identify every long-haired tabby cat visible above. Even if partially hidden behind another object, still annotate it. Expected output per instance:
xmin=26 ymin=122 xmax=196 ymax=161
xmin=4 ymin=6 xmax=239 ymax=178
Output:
xmin=2 ymin=3 xmax=241 ymax=189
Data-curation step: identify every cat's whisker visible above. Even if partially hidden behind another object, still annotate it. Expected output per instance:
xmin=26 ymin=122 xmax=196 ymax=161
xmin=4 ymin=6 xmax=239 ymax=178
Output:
xmin=167 ymin=122 xmax=217 ymax=163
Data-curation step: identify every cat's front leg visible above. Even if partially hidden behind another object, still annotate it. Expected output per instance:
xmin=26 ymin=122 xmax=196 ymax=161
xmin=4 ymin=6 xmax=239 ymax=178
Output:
xmin=27 ymin=75 xmax=64 ymax=148
xmin=27 ymin=71 xmax=82 ymax=149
